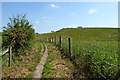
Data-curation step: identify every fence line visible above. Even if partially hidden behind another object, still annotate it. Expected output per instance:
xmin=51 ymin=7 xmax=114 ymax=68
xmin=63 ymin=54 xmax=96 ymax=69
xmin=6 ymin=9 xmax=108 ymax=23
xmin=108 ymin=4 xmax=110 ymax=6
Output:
xmin=55 ymin=35 xmax=56 ymax=45
xmin=41 ymin=36 xmax=119 ymax=79
xmin=68 ymin=38 xmax=71 ymax=58
xmin=1 ymin=46 xmax=12 ymax=66
xmin=85 ymin=42 xmax=119 ymax=53
xmin=1 ymin=48 xmax=9 ymax=56
xmin=59 ymin=36 xmax=61 ymax=49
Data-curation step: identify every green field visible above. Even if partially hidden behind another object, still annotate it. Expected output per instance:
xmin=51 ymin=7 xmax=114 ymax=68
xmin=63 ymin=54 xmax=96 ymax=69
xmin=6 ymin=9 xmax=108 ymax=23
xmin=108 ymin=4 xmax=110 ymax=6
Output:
xmin=38 ymin=28 xmax=120 ymax=78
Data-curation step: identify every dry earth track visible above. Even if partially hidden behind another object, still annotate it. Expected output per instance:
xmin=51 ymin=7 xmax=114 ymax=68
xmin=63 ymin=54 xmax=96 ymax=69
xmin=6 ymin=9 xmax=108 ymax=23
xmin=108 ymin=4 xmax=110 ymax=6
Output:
xmin=34 ymin=45 xmax=48 ymax=78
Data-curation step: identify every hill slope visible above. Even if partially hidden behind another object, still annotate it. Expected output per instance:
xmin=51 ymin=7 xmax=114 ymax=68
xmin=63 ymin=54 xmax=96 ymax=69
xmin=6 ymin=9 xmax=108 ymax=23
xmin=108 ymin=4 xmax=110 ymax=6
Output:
xmin=38 ymin=28 xmax=118 ymax=41
xmin=38 ymin=28 xmax=119 ymax=78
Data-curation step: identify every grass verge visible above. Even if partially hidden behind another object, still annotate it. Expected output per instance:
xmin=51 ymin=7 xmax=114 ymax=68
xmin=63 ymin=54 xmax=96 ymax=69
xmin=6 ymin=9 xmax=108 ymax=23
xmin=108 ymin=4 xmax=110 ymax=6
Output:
xmin=41 ymin=43 xmax=58 ymax=78
xmin=2 ymin=40 xmax=43 ymax=78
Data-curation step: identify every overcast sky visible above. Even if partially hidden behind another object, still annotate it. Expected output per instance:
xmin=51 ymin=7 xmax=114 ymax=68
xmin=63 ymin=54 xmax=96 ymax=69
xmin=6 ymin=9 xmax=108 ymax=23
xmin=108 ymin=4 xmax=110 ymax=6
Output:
xmin=2 ymin=2 xmax=118 ymax=33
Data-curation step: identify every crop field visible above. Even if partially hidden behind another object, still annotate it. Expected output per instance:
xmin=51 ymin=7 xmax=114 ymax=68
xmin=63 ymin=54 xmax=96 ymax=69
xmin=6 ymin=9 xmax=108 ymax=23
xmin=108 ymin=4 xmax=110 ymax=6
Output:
xmin=38 ymin=28 xmax=120 ymax=78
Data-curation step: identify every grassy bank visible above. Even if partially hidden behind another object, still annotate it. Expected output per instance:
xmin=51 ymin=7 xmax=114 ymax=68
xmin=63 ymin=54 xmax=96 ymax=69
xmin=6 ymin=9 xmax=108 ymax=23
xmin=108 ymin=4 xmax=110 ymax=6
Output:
xmin=2 ymin=40 xmax=43 ymax=78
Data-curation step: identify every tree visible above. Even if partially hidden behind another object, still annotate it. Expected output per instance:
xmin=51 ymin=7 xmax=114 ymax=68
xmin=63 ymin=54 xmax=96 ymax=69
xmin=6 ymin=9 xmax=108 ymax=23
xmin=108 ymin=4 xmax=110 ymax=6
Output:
xmin=36 ymin=32 xmax=39 ymax=34
xmin=2 ymin=14 xmax=35 ymax=56
xmin=77 ymin=26 xmax=82 ymax=28
xmin=51 ymin=31 xmax=54 ymax=33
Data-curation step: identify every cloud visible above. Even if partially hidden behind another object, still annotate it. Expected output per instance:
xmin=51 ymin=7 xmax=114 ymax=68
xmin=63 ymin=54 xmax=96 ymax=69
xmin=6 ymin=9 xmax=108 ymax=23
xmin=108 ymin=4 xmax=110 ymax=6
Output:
xmin=34 ymin=21 xmax=40 ymax=24
xmin=89 ymin=9 xmax=97 ymax=14
xmin=50 ymin=4 xmax=59 ymax=8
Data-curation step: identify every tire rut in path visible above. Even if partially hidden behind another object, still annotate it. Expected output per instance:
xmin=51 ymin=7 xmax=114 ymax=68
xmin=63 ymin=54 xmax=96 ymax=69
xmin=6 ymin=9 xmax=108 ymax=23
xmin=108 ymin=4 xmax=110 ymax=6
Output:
xmin=34 ymin=44 xmax=48 ymax=78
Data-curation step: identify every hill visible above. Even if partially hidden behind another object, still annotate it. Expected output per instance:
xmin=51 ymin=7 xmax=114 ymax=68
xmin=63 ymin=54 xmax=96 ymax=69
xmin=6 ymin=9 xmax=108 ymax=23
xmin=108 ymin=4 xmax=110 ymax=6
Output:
xmin=38 ymin=28 xmax=118 ymax=41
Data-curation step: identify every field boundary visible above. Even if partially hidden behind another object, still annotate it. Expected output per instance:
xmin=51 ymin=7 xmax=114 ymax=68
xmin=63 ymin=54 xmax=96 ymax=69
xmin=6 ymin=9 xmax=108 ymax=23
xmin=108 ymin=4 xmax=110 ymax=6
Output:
xmin=0 ymin=46 xmax=12 ymax=67
xmin=40 ymin=35 xmax=120 ymax=79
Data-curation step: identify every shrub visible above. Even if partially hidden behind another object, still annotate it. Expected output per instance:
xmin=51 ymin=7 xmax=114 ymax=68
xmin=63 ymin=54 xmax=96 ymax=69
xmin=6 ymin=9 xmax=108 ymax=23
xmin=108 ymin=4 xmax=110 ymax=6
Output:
xmin=2 ymin=14 xmax=35 ymax=56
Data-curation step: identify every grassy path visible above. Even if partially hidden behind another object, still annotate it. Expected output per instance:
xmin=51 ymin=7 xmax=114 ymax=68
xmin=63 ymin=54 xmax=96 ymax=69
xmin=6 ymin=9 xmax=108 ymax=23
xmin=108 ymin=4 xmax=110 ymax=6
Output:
xmin=42 ymin=43 xmax=76 ymax=78
xmin=34 ymin=45 xmax=48 ymax=78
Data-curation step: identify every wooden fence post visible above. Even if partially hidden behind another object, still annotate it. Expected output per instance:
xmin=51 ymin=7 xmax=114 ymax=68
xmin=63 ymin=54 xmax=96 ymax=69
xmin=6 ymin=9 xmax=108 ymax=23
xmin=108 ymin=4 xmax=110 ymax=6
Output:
xmin=47 ymin=37 xmax=48 ymax=42
xmin=9 ymin=46 xmax=12 ymax=66
xmin=68 ymin=38 xmax=71 ymax=58
xmin=45 ymin=38 xmax=47 ymax=42
xmin=50 ymin=37 xmax=51 ymax=43
xmin=47 ymin=37 xmax=48 ymax=43
xmin=48 ymin=37 xmax=49 ymax=42
xmin=51 ymin=37 xmax=53 ymax=43
xmin=52 ymin=36 xmax=53 ymax=43
xmin=49 ymin=37 xmax=50 ymax=43
xmin=59 ymin=36 xmax=61 ymax=49
xmin=55 ymin=35 xmax=56 ymax=45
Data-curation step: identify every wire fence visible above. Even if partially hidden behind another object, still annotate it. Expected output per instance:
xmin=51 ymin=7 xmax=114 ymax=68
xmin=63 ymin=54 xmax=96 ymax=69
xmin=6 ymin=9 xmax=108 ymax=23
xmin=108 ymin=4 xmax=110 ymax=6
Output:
xmin=85 ymin=42 xmax=119 ymax=54
xmin=40 ymin=35 xmax=120 ymax=79
xmin=0 ymin=46 xmax=12 ymax=67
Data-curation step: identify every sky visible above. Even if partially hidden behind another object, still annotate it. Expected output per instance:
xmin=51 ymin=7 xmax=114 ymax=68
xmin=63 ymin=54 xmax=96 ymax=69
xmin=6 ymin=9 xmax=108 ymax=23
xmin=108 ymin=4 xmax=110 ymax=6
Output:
xmin=2 ymin=2 xmax=118 ymax=33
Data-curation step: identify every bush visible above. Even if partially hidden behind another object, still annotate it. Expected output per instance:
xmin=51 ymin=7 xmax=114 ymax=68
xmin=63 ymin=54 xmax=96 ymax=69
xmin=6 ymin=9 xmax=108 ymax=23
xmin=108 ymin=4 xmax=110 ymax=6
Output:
xmin=2 ymin=14 xmax=35 ymax=56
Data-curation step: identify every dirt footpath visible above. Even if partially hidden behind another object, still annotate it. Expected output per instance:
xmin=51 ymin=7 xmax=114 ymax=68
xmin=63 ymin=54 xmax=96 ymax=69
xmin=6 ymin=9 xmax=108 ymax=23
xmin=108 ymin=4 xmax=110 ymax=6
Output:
xmin=34 ymin=45 xmax=48 ymax=78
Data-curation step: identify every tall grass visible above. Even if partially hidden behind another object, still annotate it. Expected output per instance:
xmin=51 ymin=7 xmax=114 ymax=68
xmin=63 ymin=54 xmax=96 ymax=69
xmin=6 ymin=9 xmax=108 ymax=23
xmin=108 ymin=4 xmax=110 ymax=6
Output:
xmin=60 ymin=40 xmax=119 ymax=78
